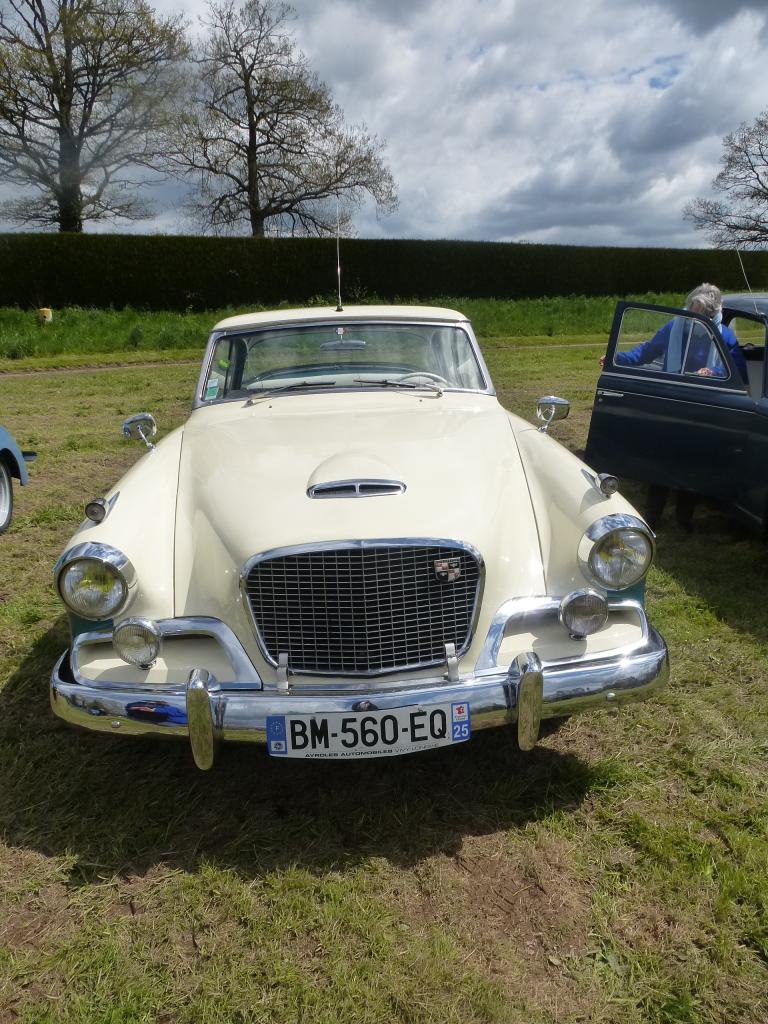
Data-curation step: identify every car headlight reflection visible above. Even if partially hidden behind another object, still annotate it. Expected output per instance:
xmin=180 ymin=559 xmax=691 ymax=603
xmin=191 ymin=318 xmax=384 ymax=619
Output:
xmin=578 ymin=515 xmax=654 ymax=590
xmin=56 ymin=543 xmax=135 ymax=619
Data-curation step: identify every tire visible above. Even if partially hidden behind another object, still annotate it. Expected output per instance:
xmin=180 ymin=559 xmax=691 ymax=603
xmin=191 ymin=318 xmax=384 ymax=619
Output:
xmin=0 ymin=461 xmax=13 ymax=534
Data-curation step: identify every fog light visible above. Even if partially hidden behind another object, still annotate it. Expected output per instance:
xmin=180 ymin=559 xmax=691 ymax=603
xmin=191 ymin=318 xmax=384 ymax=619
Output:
xmin=560 ymin=589 xmax=609 ymax=639
xmin=113 ymin=617 xmax=162 ymax=668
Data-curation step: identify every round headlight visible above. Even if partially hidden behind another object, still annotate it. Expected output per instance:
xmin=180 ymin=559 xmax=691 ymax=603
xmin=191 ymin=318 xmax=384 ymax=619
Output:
xmin=55 ymin=543 xmax=135 ymax=619
xmin=560 ymin=589 xmax=609 ymax=638
xmin=114 ymin=617 xmax=162 ymax=667
xmin=579 ymin=515 xmax=654 ymax=590
xmin=59 ymin=558 xmax=127 ymax=618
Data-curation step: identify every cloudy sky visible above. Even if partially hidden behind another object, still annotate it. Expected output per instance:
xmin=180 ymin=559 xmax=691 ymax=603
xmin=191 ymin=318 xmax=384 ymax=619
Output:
xmin=14 ymin=0 xmax=768 ymax=246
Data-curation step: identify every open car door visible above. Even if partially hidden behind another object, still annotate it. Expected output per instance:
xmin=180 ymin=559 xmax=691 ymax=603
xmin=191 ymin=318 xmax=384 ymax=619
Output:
xmin=585 ymin=301 xmax=761 ymax=514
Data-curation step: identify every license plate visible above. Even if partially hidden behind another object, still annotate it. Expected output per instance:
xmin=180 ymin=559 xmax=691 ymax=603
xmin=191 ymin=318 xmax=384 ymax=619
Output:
xmin=266 ymin=702 xmax=471 ymax=759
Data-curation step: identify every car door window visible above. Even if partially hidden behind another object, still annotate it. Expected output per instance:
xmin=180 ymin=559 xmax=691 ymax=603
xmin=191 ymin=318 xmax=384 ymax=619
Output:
xmin=612 ymin=307 xmax=733 ymax=382
xmin=726 ymin=314 xmax=765 ymax=398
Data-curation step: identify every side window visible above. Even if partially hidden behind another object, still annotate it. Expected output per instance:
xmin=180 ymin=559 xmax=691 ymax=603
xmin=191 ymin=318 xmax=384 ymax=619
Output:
xmin=612 ymin=308 xmax=730 ymax=381
xmin=728 ymin=314 xmax=766 ymax=397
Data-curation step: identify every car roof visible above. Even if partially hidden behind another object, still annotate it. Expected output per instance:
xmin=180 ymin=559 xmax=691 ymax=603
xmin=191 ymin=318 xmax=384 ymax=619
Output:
xmin=212 ymin=305 xmax=468 ymax=331
xmin=723 ymin=293 xmax=768 ymax=315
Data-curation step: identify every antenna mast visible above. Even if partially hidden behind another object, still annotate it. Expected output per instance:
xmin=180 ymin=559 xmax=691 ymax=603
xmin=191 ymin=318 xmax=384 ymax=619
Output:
xmin=335 ymin=198 xmax=343 ymax=312
xmin=736 ymin=248 xmax=759 ymax=315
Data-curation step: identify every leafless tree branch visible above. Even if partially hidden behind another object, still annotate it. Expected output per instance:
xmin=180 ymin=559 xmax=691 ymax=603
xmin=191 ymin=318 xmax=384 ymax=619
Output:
xmin=165 ymin=0 xmax=397 ymax=238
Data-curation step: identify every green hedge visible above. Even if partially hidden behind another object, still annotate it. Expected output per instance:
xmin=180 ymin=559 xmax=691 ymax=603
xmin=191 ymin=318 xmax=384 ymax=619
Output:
xmin=2 ymin=233 xmax=766 ymax=311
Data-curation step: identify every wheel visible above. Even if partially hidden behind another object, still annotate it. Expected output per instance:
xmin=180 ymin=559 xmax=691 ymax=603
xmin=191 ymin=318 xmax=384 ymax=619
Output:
xmin=398 ymin=371 xmax=449 ymax=385
xmin=0 ymin=461 xmax=12 ymax=534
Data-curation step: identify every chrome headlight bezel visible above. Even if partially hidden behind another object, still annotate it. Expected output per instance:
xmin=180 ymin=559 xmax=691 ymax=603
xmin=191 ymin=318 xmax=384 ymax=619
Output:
xmin=578 ymin=514 xmax=654 ymax=591
xmin=55 ymin=542 xmax=136 ymax=620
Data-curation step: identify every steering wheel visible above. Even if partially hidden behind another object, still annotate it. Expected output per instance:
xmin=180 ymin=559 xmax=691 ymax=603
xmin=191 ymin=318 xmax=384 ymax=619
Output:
xmin=398 ymin=371 xmax=449 ymax=385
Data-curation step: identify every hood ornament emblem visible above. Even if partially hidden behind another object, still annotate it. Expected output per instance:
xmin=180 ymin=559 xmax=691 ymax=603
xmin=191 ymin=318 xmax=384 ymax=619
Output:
xmin=434 ymin=557 xmax=462 ymax=583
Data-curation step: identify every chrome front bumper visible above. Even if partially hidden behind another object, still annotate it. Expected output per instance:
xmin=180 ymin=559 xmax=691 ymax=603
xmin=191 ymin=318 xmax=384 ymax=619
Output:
xmin=50 ymin=599 xmax=669 ymax=769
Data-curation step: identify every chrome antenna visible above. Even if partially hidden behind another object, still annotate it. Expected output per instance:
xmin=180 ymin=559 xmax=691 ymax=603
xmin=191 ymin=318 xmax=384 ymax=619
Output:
xmin=335 ymin=197 xmax=343 ymax=312
xmin=736 ymin=248 xmax=759 ymax=315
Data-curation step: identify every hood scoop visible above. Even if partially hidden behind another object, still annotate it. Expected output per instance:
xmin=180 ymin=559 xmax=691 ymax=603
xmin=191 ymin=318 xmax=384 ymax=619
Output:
xmin=306 ymin=451 xmax=405 ymax=499
xmin=308 ymin=479 xmax=406 ymax=499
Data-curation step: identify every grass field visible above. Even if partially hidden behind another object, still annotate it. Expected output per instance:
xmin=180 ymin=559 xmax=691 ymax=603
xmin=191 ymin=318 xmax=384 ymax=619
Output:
xmin=0 ymin=317 xmax=766 ymax=1023
xmin=0 ymin=293 xmax=690 ymax=362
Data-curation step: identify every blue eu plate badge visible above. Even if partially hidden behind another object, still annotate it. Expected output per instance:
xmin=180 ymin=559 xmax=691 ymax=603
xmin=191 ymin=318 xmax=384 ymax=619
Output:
xmin=451 ymin=701 xmax=471 ymax=741
xmin=266 ymin=715 xmax=287 ymax=755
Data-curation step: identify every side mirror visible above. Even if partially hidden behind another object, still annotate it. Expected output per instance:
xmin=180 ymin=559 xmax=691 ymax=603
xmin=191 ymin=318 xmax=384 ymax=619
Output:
xmin=122 ymin=412 xmax=157 ymax=450
xmin=536 ymin=395 xmax=570 ymax=433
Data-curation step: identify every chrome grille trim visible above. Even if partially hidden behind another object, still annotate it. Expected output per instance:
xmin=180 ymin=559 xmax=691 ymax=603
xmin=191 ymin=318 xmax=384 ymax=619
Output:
xmin=307 ymin=479 xmax=406 ymax=499
xmin=241 ymin=539 xmax=484 ymax=676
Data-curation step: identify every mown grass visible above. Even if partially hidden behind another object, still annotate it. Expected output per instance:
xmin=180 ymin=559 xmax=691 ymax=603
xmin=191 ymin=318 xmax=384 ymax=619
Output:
xmin=0 ymin=324 xmax=766 ymax=1023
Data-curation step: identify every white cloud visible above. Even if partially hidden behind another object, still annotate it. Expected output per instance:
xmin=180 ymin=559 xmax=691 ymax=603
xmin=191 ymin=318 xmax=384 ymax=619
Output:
xmin=8 ymin=0 xmax=768 ymax=246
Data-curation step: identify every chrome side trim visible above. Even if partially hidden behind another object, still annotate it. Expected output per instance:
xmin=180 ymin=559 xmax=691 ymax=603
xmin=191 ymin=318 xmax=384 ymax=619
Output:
xmin=601 ymin=370 xmax=747 ymax=396
xmin=239 ymin=538 xmax=486 ymax=676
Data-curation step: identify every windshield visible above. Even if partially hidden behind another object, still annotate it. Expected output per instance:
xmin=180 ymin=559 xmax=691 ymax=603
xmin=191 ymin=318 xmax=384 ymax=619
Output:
xmin=201 ymin=322 xmax=486 ymax=402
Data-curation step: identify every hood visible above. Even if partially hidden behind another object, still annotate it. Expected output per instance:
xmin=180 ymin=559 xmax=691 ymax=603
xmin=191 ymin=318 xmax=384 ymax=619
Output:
xmin=174 ymin=392 xmax=545 ymax=621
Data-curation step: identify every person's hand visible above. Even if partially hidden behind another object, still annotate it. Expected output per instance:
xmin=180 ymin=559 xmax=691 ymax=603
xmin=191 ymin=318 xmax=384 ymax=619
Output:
xmin=696 ymin=367 xmax=715 ymax=376
xmin=599 ymin=355 xmax=606 ymax=368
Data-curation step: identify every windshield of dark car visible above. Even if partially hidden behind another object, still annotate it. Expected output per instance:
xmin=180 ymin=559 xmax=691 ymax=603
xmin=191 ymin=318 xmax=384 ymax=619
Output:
xmin=201 ymin=322 xmax=486 ymax=402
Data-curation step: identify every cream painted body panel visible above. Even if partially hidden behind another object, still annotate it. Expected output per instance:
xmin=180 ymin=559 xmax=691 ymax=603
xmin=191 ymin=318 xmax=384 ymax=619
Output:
xmin=173 ymin=391 xmax=547 ymax=674
xmin=59 ymin=390 xmax=645 ymax=676
xmin=64 ymin=428 xmax=183 ymax=620
xmin=513 ymin=422 xmax=643 ymax=596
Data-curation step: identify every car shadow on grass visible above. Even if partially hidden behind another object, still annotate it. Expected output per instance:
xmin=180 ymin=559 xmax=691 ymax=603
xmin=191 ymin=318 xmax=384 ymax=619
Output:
xmin=0 ymin=622 xmax=603 ymax=883
xmin=625 ymin=482 xmax=768 ymax=647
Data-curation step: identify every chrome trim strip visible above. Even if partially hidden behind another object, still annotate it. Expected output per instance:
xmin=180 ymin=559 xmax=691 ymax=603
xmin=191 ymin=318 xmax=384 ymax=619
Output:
xmin=601 ymin=370 xmax=747 ymax=396
xmin=239 ymin=538 xmax=486 ymax=676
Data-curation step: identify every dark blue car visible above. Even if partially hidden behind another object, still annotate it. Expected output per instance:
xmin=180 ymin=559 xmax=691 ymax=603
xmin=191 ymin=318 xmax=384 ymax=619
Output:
xmin=585 ymin=296 xmax=768 ymax=530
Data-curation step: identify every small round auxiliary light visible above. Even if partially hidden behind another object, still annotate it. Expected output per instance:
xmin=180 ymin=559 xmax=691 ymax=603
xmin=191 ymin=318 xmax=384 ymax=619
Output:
xmin=85 ymin=498 xmax=107 ymax=523
xmin=113 ymin=617 xmax=162 ymax=668
xmin=560 ymin=589 xmax=609 ymax=639
xmin=597 ymin=473 xmax=619 ymax=497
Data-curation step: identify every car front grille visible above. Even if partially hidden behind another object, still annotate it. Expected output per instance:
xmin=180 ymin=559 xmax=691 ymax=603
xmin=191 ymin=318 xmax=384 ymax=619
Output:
xmin=243 ymin=541 xmax=483 ymax=675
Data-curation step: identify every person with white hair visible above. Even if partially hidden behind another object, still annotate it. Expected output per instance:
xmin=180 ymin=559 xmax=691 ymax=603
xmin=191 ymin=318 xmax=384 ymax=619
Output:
xmin=610 ymin=283 xmax=747 ymax=381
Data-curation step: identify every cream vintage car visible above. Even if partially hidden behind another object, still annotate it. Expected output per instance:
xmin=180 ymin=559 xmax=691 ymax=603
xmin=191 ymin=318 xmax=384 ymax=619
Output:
xmin=50 ymin=305 xmax=669 ymax=768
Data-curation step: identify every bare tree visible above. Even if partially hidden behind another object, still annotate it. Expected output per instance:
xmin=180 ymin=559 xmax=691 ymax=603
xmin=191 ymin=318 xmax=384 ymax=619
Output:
xmin=0 ymin=0 xmax=187 ymax=232
xmin=684 ymin=111 xmax=768 ymax=249
xmin=169 ymin=0 xmax=397 ymax=237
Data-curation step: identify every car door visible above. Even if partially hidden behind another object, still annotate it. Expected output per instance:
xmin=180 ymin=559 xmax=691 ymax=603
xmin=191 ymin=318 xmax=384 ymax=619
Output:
xmin=585 ymin=301 xmax=755 ymax=506
xmin=724 ymin=305 xmax=768 ymax=526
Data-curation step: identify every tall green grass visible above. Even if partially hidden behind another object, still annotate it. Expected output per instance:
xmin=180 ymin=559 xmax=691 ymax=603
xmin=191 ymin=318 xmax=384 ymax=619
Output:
xmin=0 ymin=294 xmax=688 ymax=359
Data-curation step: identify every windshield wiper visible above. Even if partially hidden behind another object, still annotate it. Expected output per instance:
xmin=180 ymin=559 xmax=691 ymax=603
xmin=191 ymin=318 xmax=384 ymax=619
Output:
xmin=245 ymin=380 xmax=337 ymax=403
xmin=352 ymin=377 xmax=443 ymax=396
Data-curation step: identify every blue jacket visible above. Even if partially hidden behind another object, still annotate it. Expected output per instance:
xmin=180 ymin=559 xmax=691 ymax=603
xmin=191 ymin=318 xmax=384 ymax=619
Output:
xmin=615 ymin=320 xmax=747 ymax=383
